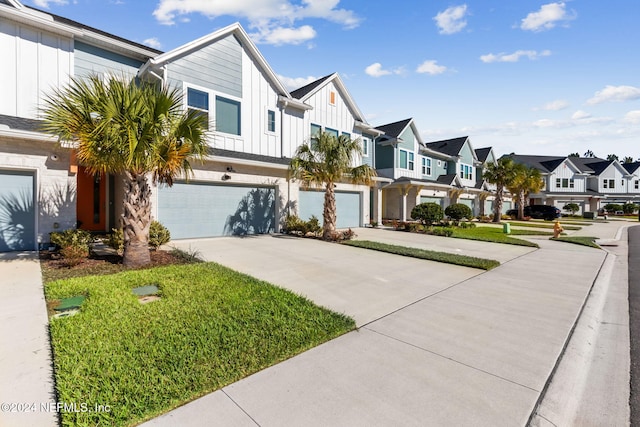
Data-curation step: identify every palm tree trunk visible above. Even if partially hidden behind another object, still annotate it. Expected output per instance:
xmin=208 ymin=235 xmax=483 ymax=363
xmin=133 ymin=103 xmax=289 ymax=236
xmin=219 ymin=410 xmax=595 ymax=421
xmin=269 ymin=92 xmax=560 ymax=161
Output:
xmin=492 ymin=185 xmax=504 ymax=223
xmin=323 ymin=183 xmax=337 ymax=240
xmin=122 ymin=171 xmax=151 ymax=267
xmin=517 ymin=191 xmax=526 ymax=220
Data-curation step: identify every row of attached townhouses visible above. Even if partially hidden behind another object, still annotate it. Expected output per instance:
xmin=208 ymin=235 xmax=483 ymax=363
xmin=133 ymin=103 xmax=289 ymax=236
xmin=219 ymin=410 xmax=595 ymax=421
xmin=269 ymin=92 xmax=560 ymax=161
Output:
xmin=0 ymin=0 xmax=505 ymax=252
xmin=507 ymin=155 xmax=640 ymax=215
xmin=0 ymin=1 xmax=637 ymax=252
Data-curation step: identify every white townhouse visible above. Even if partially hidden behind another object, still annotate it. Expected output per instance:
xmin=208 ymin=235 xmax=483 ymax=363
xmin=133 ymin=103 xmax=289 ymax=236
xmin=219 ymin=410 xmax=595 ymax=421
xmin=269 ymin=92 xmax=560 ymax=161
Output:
xmin=0 ymin=0 xmax=379 ymax=250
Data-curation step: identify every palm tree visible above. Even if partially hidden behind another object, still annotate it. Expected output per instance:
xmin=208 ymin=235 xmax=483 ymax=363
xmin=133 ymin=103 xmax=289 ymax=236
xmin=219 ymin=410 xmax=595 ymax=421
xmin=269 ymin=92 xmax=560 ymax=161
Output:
xmin=623 ymin=156 xmax=635 ymax=164
xmin=584 ymin=149 xmax=595 ymax=158
xmin=568 ymin=152 xmax=580 ymax=157
xmin=290 ymin=131 xmax=375 ymax=240
xmin=507 ymin=165 xmax=544 ymax=220
xmin=483 ymin=157 xmax=518 ymax=223
xmin=606 ymin=153 xmax=619 ymax=162
xmin=42 ymin=74 xmax=208 ymax=267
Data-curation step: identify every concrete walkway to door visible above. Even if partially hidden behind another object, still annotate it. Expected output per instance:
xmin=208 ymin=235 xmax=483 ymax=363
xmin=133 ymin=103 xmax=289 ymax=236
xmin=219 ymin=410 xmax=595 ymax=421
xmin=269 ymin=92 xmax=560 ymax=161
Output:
xmin=0 ymin=252 xmax=57 ymax=427
xmin=145 ymin=222 xmax=622 ymax=426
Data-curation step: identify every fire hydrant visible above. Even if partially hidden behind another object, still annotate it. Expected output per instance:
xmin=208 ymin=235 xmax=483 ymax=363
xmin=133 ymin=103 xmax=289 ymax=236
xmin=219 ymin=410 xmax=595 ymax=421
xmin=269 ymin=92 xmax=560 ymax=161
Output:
xmin=553 ymin=220 xmax=564 ymax=238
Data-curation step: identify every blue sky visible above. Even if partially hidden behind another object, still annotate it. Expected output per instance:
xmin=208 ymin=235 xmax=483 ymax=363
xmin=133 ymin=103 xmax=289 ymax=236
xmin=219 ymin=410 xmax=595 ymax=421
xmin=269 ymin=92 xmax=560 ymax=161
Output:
xmin=25 ymin=0 xmax=640 ymax=159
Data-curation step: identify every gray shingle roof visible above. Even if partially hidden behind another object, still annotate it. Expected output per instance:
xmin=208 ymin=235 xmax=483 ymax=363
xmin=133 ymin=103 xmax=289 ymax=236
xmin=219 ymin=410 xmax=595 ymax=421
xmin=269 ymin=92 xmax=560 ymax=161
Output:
xmin=374 ymin=118 xmax=412 ymax=139
xmin=475 ymin=147 xmax=492 ymax=163
xmin=0 ymin=114 xmax=43 ymax=132
xmin=623 ymin=162 xmax=640 ymax=174
xmin=425 ymin=136 xmax=468 ymax=157
xmin=436 ymin=173 xmax=459 ymax=186
xmin=290 ymin=74 xmax=333 ymax=100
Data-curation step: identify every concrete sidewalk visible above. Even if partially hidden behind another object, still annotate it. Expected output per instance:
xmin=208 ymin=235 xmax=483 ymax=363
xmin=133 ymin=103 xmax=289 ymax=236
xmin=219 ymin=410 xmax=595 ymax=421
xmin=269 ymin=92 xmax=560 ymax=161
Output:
xmin=0 ymin=252 xmax=57 ymax=427
xmin=146 ymin=223 xmax=617 ymax=426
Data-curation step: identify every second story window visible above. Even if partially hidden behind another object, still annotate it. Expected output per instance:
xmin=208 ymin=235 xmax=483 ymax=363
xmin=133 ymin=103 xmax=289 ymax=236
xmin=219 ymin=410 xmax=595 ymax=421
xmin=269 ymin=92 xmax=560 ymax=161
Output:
xmin=216 ymin=96 xmax=241 ymax=136
xmin=635 ymin=180 xmax=639 ymax=189
xmin=362 ymin=136 xmax=369 ymax=156
xmin=399 ymin=150 xmax=414 ymax=171
xmin=187 ymin=88 xmax=209 ymax=130
xmin=267 ymin=110 xmax=276 ymax=132
xmin=408 ymin=152 xmax=414 ymax=171
xmin=603 ymin=179 xmax=615 ymax=189
xmin=460 ymin=163 xmax=472 ymax=180
xmin=329 ymin=91 xmax=336 ymax=105
xmin=310 ymin=123 xmax=321 ymax=139
xmin=422 ymin=158 xmax=432 ymax=176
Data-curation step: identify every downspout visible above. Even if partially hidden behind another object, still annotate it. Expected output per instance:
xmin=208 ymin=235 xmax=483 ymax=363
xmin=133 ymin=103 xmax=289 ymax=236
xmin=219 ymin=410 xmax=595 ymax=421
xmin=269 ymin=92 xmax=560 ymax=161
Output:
xmin=281 ymin=99 xmax=291 ymax=221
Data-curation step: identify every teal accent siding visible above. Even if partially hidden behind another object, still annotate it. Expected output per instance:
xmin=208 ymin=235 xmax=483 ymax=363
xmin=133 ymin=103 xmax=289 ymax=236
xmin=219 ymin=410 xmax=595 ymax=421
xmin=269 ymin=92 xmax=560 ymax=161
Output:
xmin=396 ymin=126 xmax=415 ymax=151
xmin=167 ymin=34 xmax=242 ymax=98
xmin=459 ymin=140 xmax=475 ymax=165
xmin=375 ymin=145 xmax=394 ymax=169
xmin=299 ymin=190 xmax=361 ymax=228
xmin=158 ymin=182 xmax=275 ymax=238
xmin=74 ymin=41 xmax=143 ymax=78
xmin=433 ymin=158 xmax=449 ymax=177
xmin=0 ymin=170 xmax=35 ymax=251
xmin=361 ymin=134 xmax=373 ymax=167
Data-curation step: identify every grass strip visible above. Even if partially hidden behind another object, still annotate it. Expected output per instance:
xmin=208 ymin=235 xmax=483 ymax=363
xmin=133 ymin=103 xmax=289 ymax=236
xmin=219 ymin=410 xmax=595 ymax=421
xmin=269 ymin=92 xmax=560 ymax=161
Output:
xmin=46 ymin=263 xmax=354 ymax=427
xmin=450 ymin=227 xmax=539 ymax=247
xmin=343 ymin=240 xmax=500 ymax=270
xmin=550 ymin=236 xmax=601 ymax=249
xmin=503 ymin=221 xmax=581 ymax=230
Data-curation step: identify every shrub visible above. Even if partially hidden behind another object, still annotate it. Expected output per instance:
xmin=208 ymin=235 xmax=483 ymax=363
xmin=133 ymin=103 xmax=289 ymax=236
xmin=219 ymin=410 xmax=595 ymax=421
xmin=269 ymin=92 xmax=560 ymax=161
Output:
xmin=603 ymin=203 xmax=623 ymax=213
xmin=284 ymin=215 xmax=305 ymax=234
xmin=305 ymin=215 xmax=322 ymax=236
xmin=563 ymin=203 xmax=580 ymax=215
xmin=430 ymin=227 xmax=454 ymax=237
xmin=457 ymin=222 xmax=476 ymax=229
xmin=107 ymin=228 xmax=124 ymax=254
xmin=623 ymin=203 xmax=637 ymax=215
xmin=445 ymin=203 xmax=473 ymax=222
xmin=50 ymin=228 xmax=93 ymax=265
xmin=284 ymin=215 xmax=322 ymax=236
xmin=411 ymin=203 xmax=444 ymax=226
xmin=149 ymin=221 xmax=171 ymax=250
xmin=369 ymin=220 xmax=378 ymax=228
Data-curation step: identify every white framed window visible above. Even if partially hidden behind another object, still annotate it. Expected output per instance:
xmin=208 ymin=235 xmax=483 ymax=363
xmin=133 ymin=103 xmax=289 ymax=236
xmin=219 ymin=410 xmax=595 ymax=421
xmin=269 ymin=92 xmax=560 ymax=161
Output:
xmin=325 ymin=127 xmax=339 ymax=138
xmin=362 ymin=136 xmax=369 ymax=156
xmin=422 ymin=157 xmax=432 ymax=176
xmin=603 ymin=179 xmax=615 ymax=189
xmin=408 ymin=152 xmax=415 ymax=171
xmin=459 ymin=163 xmax=472 ymax=180
xmin=569 ymin=178 xmax=575 ymax=188
xmin=185 ymin=84 xmax=242 ymax=136
xmin=310 ymin=123 xmax=321 ymax=138
xmin=266 ymin=109 xmax=276 ymax=133
xmin=341 ymin=132 xmax=351 ymax=140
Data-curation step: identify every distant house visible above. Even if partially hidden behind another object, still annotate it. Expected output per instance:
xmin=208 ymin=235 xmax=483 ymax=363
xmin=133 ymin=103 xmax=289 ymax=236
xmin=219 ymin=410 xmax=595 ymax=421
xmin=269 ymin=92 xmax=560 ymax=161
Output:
xmin=508 ymin=155 xmax=640 ymax=214
xmin=0 ymin=1 xmax=380 ymax=251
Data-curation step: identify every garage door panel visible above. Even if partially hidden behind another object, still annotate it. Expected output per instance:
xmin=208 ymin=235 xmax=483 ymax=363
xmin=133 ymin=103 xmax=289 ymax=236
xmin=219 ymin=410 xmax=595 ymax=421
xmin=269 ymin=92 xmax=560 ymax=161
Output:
xmin=299 ymin=190 xmax=361 ymax=229
xmin=0 ymin=170 xmax=35 ymax=251
xmin=158 ymin=183 xmax=275 ymax=239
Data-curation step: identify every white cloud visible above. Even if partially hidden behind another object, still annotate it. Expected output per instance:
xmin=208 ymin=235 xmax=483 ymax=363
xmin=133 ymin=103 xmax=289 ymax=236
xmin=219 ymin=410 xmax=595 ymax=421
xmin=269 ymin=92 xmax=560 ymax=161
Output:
xmin=32 ymin=0 xmax=68 ymax=7
xmin=250 ymin=25 xmax=316 ymax=46
xmin=433 ymin=5 xmax=468 ymax=35
xmin=520 ymin=2 xmax=576 ymax=32
xmin=365 ymin=62 xmax=403 ymax=78
xmin=572 ymin=110 xmax=591 ymax=120
xmin=587 ymin=85 xmax=640 ymax=105
xmin=277 ymin=74 xmax=318 ymax=91
xmin=623 ymin=110 xmax=640 ymax=124
xmin=416 ymin=60 xmax=447 ymax=75
xmin=480 ymin=49 xmax=551 ymax=63
xmin=142 ymin=37 xmax=162 ymax=49
xmin=153 ymin=0 xmax=360 ymax=45
xmin=534 ymin=99 xmax=569 ymax=111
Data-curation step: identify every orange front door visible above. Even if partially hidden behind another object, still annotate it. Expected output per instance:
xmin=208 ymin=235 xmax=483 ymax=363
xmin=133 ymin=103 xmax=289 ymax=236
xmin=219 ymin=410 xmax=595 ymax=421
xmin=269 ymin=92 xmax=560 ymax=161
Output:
xmin=76 ymin=166 xmax=106 ymax=231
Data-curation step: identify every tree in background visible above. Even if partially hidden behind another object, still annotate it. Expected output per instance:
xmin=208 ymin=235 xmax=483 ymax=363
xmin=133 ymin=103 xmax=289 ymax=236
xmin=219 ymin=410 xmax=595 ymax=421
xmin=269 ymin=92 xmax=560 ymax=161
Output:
xmin=483 ymin=157 xmax=518 ymax=223
xmin=568 ymin=152 xmax=580 ymax=157
xmin=507 ymin=164 xmax=544 ymax=220
xmin=623 ymin=156 xmax=635 ymax=164
xmin=607 ymin=154 xmax=619 ymax=162
xmin=563 ymin=203 xmax=580 ymax=216
xmin=584 ymin=150 xmax=595 ymax=158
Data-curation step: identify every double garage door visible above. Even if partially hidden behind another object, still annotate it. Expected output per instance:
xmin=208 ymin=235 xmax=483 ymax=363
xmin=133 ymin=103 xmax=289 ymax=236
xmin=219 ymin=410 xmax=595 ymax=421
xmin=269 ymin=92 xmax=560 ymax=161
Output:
xmin=158 ymin=182 xmax=276 ymax=239
xmin=0 ymin=170 xmax=36 ymax=252
xmin=298 ymin=190 xmax=361 ymax=229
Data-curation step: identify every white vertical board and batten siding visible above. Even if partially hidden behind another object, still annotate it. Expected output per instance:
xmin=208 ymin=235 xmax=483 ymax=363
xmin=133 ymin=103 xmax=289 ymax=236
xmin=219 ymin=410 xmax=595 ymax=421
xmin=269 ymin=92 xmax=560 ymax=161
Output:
xmin=0 ymin=17 xmax=72 ymax=118
xmin=166 ymin=34 xmax=282 ymax=158
xmin=551 ymin=162 xmax=585 ymax=192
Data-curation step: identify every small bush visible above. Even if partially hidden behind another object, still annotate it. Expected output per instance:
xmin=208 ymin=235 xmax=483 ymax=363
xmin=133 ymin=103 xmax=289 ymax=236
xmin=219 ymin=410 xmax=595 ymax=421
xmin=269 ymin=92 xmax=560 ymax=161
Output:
xmin=563 ymin=203 xmax=580 ymax=215
xmin=305 ymin=215 xmax=322 ymax=236
xmin=107 ymin=228 xmax=124 ymax=254
xmin=431 ymin=227 xmax=454 ymax=237
xmin=284 ymin=215 xmax=322 ymax=237
xmin=369 ymin=220 xmax=378 ymax=228
xmin=603 ymin=203 xmax=623 ymax=213
xmin=50 ymin=229 xmax=92 ymax=265
xmin=623 ymin=203 xmax=637 ymax=215
xmin=411 ymin=203 xmax=444 ymax=226
xmin=445 ymin=203 xmax=473 ymax=222
xmin=149 ymin=221 xmax=171 ymax=250
xmin=457 ymin=222 xmax=476 ymax=229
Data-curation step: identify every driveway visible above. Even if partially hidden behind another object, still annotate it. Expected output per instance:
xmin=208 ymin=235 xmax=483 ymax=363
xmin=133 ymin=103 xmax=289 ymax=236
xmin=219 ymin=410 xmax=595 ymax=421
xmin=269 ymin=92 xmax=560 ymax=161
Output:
xmin=169 ymin=234 xmax=482 ymax=327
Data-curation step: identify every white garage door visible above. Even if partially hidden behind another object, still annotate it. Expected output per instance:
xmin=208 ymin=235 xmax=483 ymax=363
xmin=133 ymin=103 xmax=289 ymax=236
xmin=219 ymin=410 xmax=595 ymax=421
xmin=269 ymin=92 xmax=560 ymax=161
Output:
xmin=299 ymin=190 xmax=361 ymax=229
xmin=0 ymin=170 xmax=36 ymax=251
xmin=158 ymin=182 xmax=276 ymax=239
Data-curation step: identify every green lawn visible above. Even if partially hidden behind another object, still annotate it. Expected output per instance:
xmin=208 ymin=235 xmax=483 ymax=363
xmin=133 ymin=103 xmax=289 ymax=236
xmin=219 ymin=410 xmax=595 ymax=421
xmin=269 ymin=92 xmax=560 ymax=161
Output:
xmin=343 ymin=240 xmax=500 ymax=270
xmin=46 ymin=263 xmax=354 ymax=426
xmin=450 ymin=226 xmax=540 ymax=247
xmin=551 ymin=236 xmax=601 ymax=249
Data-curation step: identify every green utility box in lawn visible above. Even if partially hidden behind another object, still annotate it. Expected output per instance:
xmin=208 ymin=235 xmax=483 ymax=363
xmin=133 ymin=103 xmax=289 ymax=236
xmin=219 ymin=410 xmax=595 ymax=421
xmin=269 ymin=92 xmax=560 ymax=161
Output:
xmin=503 ymin=223 xmax=511 ymax=234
